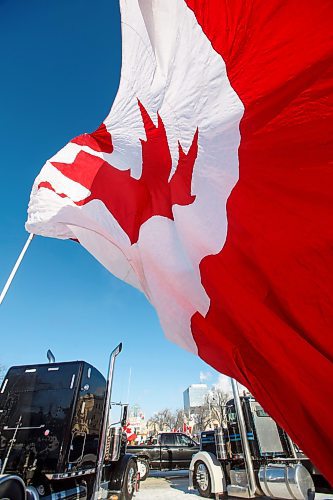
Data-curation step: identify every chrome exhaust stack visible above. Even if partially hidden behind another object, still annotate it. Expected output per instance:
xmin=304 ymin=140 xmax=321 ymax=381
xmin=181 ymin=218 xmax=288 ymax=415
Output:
xmin=92 ymin=343 xmax=123 ymax=500
xmin=227 ymin=378 xmax=258 ymax=498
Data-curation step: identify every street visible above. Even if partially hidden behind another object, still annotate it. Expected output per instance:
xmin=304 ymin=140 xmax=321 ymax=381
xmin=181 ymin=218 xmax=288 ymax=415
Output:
xmin=134 ymin=470 xmax=333 ymax=500
xmin=135 ymin=470 xmax=199 ymax=499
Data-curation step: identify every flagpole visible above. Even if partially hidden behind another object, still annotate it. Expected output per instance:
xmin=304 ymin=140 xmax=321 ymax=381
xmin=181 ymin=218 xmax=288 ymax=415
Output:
xmin=0 ymin=233 xmax=34 ymax=306
xmin=127 ymin=367 xmax=132 ymax=403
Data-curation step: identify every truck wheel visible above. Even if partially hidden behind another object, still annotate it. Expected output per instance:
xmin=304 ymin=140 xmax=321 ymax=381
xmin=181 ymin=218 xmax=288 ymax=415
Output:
xmin=195 ymin=460 xmax=212 ymax=498
xmin=121 ymin=459 xmax=138 ymax=500
xmin=137 ymin=458 xmax=150 ymax=481
xmin=0 ymin=476 xmax=26 ymax=500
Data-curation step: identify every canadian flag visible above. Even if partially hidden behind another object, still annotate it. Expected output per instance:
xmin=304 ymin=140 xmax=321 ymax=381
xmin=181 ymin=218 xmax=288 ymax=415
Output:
xmin=123 ymin=424 xmax=137 ymax=443
xmin=26 ymin=0 xmax=333 ymax=481
xmin=183 ymin=422 xmax=192 ymax=435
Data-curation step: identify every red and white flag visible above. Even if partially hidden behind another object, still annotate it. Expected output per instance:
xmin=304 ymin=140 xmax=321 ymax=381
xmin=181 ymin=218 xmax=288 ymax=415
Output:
xmin=26 ymin=0 xmax=333 ymax=481
xmin=123 ymin=424 xmax=137 ymax=443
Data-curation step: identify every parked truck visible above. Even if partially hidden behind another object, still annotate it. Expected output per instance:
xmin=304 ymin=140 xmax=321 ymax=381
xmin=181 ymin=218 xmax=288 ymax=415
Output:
xmin=188 ymin=379 xmax=332 ymax=499
xmin=0 ymin=344 xmax=139 ymax=500
xmin=128 ymin=432 xmax=199 ymax=480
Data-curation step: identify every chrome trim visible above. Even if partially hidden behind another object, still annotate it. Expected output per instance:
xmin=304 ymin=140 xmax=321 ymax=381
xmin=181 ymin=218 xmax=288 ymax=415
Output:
xmin=259 ymin=463 xmax=314 ymax=500
xmin=196 ymin=462 xmax=210 ymax=492
xmin=286 ymin=434 xmax=298 ymax=459
xmin=3 ymin=424 xmax=45 ymax=431
xmin=70 ymin=374 xmax=76 ymax=389
xmin=26 ymin=485 xmax=39 ymax=500
xmin=92 ymin=343 xmax=122 ymax=499
xmin=45 ymin=467 xmax=95 ymax=480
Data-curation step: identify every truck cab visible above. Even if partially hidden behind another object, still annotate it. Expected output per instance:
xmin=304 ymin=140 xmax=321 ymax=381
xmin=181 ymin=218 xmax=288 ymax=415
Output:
xmin=0 ymin=361 xmax=105 ymax=484
xmin=0 ymin=344 xmax=138 ymax=500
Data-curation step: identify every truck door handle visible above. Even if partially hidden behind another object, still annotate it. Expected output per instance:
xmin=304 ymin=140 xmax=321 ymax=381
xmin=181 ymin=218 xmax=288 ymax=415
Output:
xmin=162 ymin=447 xmax=169 ymax=451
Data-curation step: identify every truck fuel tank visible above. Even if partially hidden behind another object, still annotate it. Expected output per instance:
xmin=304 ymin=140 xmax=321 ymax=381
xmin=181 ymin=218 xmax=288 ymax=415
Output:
xmin=259 ymin=463 xmax=315 ymax=500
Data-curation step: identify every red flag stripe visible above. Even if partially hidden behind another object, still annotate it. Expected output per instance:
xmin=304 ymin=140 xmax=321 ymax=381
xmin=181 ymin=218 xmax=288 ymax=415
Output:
xmin=186 ymin=0 xmax=333 ymax=482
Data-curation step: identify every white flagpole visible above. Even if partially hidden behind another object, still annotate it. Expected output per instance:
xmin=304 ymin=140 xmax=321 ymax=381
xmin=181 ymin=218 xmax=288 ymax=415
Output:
xmin=127 ymin=366 xmax=132 ymax=403
xmin=0 ymin=233 xmax=34 ymax=306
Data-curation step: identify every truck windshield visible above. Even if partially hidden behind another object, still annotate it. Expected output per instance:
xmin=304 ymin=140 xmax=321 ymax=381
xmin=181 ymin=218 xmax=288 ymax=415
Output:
xmin=227 ymin=411 xmax=237 ymax=423
xmin=255 ymin=406 xmax=270 ymax=417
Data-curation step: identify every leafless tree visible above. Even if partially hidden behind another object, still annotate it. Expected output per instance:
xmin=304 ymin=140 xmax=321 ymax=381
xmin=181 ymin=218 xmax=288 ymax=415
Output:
xmin=191 ymin=404 xmax=211 ymax=434
xmin=147 ymin=408 xmax=175 ymax=433
xmin=147 ymin=413 xmax=160 ymax=435
xmin=208 ymin=388 xmax=230 ymax=427
xmin=174 ymin=408 xmax=185 ymax=431
xmin=159 ymin=408 xmax=175 ymax=431
xmin=146 ymin=397 xmax=229 ymax=438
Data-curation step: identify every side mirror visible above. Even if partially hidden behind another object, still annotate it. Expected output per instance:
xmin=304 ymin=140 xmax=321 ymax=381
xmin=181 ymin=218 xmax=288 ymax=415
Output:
xmin=121 ymin=404 xmax=129 ymax=427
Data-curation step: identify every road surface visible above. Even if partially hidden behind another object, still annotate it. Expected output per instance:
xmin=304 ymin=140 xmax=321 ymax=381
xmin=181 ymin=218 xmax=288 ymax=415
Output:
xmin=135 ymin=470 xmax=333 ymax=500
xmin=135 ymin=470 xmax=198 ymax=499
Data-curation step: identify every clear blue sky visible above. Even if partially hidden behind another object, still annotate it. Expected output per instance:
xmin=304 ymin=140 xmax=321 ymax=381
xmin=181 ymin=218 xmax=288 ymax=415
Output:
xmin=0 ymin=0 xmax=220 ymax=418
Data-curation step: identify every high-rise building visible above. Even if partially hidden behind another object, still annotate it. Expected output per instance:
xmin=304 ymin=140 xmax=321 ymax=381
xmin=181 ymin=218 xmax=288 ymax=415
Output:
xmin=183 ymin=384 xmax=208 ymax=414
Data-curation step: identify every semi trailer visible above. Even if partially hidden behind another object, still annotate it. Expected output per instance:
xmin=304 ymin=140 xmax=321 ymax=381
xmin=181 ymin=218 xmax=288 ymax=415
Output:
xmin=0 ymin=343 xmax=138 ymax=500
xmin=189 ymin=379 xmax=332 ymax=500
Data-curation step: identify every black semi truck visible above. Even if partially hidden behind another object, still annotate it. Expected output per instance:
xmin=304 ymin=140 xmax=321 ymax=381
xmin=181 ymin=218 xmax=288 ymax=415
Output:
xmin=0 ymin=344 xmax=138 ymax=500
xmin=188 ymin=379 xmax=332 ymax=499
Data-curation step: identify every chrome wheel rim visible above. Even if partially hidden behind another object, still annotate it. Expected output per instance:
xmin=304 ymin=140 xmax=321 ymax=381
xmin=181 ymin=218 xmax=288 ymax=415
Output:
xmin=127 ymin=466 xmax=136 ymax=494
xmin=196 ymin=463 xmax=209 ymax=491
xmin=138 ymin=461 xmax=148 ymax=478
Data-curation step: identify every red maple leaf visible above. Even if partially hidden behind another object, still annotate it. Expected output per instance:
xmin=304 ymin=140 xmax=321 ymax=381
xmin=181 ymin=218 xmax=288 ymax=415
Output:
xmin=39 ymin=100 xmax=199 ymax=244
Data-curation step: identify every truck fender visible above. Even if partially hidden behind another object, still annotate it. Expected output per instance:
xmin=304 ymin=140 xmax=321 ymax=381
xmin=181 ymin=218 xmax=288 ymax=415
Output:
xmin=108 ymin=453 xmax=137 ymax=491
xmin=189 ymin=451 xmax=226 ymax=495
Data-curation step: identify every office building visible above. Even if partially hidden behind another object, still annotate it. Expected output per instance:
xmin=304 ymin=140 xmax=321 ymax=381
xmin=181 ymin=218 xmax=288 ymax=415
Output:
xmin=183 ymin=384 xmax=208 ymax=414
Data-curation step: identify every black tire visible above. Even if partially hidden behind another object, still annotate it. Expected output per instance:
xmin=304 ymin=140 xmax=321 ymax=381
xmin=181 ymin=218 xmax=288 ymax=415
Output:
xmin=0 ymin=476 xmax=26 ymax=500
xmin=194 ymin=460 xmax=212 ymax=498
xmin=121 ymin=459 xmax=138 ymax=500
xmin=137 ymin=458 xmax=150 ymax=481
